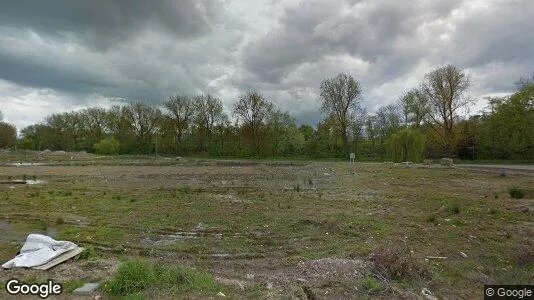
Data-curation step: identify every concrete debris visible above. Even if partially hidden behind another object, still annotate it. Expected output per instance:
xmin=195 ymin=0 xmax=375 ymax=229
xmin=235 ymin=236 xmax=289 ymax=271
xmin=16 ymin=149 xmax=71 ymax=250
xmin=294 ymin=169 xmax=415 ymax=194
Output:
xmin=73 ymin=283 xmax=100 ymax=295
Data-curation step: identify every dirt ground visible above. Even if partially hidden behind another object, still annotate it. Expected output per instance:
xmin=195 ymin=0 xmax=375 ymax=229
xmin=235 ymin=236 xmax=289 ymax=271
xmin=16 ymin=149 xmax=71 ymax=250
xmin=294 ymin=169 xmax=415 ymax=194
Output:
xmin=0 ymin=157 xmax=533 ymax=299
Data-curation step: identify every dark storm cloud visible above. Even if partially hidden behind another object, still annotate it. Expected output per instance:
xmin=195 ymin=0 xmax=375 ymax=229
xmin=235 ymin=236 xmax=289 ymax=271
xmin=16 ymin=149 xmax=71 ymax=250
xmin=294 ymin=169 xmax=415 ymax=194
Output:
xmin=1 ymin=0 xmax=533 ymax=130
xmin=0 ymin=0 xmax=222 ymax=50
xmin=0 ymin=0 xmax=236 ymax=104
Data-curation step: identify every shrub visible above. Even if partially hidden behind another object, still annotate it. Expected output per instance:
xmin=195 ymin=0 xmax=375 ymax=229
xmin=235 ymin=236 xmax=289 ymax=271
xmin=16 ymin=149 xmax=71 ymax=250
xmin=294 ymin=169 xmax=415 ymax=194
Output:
xmin=93 ymin=137 xmax=120 ymax=155
xmin=371 ymin=243 xmax=430 ymax=280
xmin=361 ymin=276 xmax=386 ymax=294
xmin=106 ymin=260 xmax=223 ymax=296
xmin=508 ymin=187 xmax=524 ymax=199
xmin=107 ymin=260 xmax=155 ymax=295
xmin=386 ymin=128 xmax=426 ymax=163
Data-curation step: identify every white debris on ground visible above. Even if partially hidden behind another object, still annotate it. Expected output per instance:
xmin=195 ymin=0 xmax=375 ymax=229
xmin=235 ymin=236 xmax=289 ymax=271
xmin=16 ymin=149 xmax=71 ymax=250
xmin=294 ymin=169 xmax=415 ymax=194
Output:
xmin=1 ymin=234 xmax=83 ymax=270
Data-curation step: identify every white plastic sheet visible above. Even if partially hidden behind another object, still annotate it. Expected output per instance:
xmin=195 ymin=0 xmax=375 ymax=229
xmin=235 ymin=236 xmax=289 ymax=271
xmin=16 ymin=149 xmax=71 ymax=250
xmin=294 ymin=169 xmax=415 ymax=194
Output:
xmin=2 ymin=234 xmax=82 ymax=269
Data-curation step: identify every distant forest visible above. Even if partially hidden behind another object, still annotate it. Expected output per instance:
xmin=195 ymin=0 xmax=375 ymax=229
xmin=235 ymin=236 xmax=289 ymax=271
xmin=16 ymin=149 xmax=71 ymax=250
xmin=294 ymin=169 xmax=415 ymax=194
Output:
xmin=1 ymin=65 xmax=533 ymax=161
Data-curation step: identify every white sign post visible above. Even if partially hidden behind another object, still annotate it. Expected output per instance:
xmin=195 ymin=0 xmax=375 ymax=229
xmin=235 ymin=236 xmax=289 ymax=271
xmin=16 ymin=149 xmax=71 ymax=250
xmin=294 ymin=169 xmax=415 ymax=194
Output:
xmin=349 ymin=153 xmax=355 ymax=164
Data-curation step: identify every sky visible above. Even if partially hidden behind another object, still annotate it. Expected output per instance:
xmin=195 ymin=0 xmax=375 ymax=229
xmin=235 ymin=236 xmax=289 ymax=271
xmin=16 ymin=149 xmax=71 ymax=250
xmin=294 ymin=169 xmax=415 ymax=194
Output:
xmin=0 ymin=0 xmax=533 ymax=131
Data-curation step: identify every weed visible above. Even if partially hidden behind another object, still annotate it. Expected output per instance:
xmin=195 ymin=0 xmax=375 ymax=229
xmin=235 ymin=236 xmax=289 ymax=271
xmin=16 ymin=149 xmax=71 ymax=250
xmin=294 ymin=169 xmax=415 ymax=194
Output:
xmin=508 ymin=187 xmax=524 ymax=199
xmin=181 ymin=185 xmax=192 ymax=194
xmin=426 ymin=215 xmax=437 ymax=225
xmin=447 ymin=204 xmax=460 ymax=215
xmin=106 ymin=259 xmax=224 ymax=296
xmin=37 ymin=219 xmax=48 ymax=231
xmin=29 ymin=190 xmax=40 ymax=198
xmin=371 ymin=243 xmax=430 ymax=280
xmin=63 ymin=280 xmax=85 ymax=293
xmin=130 ymin=198 xmax=137 ymax=202
xmin=489 ymin=208 xmax=498 ymax=214
xmin=76 ymin=245 xmax=99 ymax=260
xmin=515 ymin=244 xmax=534 ymax=267
xmin=106 ymin=260 xmax=155 ymax=295
xmin=113 ymin=194 xmax=121 ymax=201
xmin=294 ymin=184 xmax=300 ymax=192
xmin=361 ymin=275 xmax=386 ymax=294
xmin=55 ymin=217 xmax=65 ymax=225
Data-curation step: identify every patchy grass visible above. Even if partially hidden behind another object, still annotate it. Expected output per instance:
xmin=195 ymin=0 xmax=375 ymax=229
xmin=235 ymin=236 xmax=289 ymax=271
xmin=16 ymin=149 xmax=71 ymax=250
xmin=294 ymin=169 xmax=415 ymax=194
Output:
xmin=105 ymin=259 xmax=224 ymax=297
xmin=361 ymin=275 xmax=386 ymax=294
xmin=0 ymin=157 xmax=533 ymax=298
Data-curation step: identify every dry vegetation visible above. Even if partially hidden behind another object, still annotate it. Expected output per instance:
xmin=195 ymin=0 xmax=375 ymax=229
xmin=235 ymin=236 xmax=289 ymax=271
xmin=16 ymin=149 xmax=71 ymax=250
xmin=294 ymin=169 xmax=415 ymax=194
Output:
xmin=0 ymin=154 xmax=533 ymax=299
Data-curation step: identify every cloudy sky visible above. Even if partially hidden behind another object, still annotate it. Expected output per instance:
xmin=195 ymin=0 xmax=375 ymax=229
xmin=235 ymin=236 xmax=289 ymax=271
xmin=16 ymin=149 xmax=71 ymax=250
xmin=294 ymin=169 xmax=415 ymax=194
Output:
xmin=1 ymin=0 xmax=532 ymax=130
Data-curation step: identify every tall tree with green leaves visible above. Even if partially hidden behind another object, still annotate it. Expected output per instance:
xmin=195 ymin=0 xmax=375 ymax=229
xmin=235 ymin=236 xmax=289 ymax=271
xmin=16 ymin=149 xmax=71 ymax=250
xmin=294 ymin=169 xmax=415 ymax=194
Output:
xmin=319 ymin=73 xmax=363 ymax=158
xmin=398 ymin=89 xmax=428 ymax=128
xmin=233 ymin=91 xmax=273 ymax=156
xmin=0 ymin=122 xmax=16 ymax=149
xmin=386 ymin=128 xmax=426 ymax=162
xmin=193 ymin=95 xmax=226 ymax=152
xmin=164 ymin=95 xmax=194 ymax=153
xmin=420 ymin=65 xmax=471 ymax=157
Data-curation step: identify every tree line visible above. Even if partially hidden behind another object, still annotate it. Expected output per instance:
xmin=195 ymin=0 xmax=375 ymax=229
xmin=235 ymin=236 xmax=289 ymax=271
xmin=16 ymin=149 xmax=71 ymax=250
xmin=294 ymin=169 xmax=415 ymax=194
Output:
xmin=1 ymin=65 xmax=533 ymax=161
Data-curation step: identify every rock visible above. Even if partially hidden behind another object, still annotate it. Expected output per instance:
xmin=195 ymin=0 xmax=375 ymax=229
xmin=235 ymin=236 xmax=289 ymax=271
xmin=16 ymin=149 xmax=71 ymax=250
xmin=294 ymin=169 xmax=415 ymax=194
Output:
xmin=217 ymin=291 xmax=226 ymax=297
xmin=460 ymin=251 xmax=468 ymax=258
xmin=440 ymin=158 xmax=454 ymax=166
xmin=73 ymin=283 xmax=100 ymax=295
xmin=423 ymin=159 xmax=433 ymax=165
xmin=500 ymin=168 xmax=508 ymax=177
xmin=437 ymin=205 xmax=447 ymax=214
xmin=93 ymin=295 xmax=102 ymax=300
xmin=515 ymin=205 xmax=529 ymax=213
xmin=421 ymin=288 xmax=438 ymax=300
xmin=404 ymin=161 xmax=413 ymax=168
xmin=245 ymin=274 xmax=254 ymax=280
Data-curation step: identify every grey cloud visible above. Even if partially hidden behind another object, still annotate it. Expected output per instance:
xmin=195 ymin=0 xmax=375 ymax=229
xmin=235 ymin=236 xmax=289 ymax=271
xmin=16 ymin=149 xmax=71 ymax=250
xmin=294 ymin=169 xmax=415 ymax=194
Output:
xmin=0 ymin=0 xmax=224 ymax=50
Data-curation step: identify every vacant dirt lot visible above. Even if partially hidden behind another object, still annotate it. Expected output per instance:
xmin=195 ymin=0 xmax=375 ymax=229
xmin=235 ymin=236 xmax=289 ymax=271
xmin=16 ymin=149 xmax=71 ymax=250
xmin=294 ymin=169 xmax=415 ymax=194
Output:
xmin=1 ymin=157 xmax=533 ymax=299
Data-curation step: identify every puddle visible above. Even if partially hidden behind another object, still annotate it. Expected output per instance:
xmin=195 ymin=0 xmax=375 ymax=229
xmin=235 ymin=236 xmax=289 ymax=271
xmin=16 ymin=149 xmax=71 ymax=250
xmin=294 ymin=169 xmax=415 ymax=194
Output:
xmin=0 ymin=221 xmax=12 ymax=231
xmin=25 ymin=180 xmax=47 ymax=185
xmin=0 ymin=180 xmax=46 ymax=185
xmin=141 ymin=232 xmax=199 ymax=246
xmin=6 ymin=162 xmax=47 ymax=166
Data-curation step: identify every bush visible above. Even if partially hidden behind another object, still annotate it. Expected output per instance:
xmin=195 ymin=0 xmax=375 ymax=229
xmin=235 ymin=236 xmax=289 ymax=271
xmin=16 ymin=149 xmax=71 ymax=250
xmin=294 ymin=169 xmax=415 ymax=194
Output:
xmin=386 ymin=129 xmax=426 ymax=163
xmin=106 ymin=259 xmax=223 ymax=296
xmin=508 ymin=187 xmax=524 ymax=199
xmin=93 ymin=137 xmax=120 ymax=155
xmin=107 ymin=260 xmax=155 ymax=295
xmin=371 ymin=243 xmax=430 ymax=280
xmin=361 ymin=276 xmax=386 ymax=294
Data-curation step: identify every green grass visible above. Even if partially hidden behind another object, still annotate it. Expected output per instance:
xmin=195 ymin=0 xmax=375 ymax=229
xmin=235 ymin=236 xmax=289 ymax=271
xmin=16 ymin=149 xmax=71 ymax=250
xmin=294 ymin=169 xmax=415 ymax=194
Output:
xmin=361 ymin=275 xmax=386 ymax=294
xmin=105 ymin=259 xmax=224 ymax=297
xmin=1 ymin=157 xmax=533 ymax=298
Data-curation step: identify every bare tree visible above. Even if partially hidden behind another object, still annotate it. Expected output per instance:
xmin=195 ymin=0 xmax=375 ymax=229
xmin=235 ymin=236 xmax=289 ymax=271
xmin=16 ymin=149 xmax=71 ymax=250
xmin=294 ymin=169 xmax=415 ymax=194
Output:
xmin=420 ymin=65 xmax=471 ymax=156
xmin=515 ymin=72 xmax=534 ymax=89
xmin=164 ymin=95 xmax=194 ymax=151
xmin=320 ymin=73 xmax=362 ymax=158
xmin=233 ymin=91 xmax=273 ymax=156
